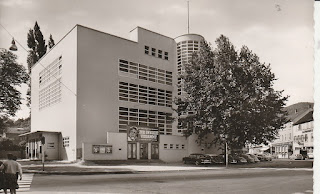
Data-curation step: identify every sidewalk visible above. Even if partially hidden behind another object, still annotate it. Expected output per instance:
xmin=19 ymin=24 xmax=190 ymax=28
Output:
xmin=20 ymin=160 xmax=224 ymax=175
xmin=18 ymin=159 xmax=313 ymax=175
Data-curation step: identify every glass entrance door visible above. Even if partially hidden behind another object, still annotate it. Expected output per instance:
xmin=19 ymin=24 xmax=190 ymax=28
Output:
xmin=128 ymin=143 xmax=137 ymax=159
xmin=151 ymin=144 xmax=159 ymax=159
xmin=140 ymin=143 xmax=148 ymax=159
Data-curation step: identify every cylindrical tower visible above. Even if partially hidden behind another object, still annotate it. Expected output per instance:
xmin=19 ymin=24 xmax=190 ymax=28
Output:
xmin=175 ymin=34 xmax=204 ymax=96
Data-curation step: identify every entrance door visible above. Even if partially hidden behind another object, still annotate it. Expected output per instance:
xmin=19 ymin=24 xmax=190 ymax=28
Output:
xmin=151 ymin=144 xmax=159 ymax=159
xmin=140 ymin=143 xmax=148 ymax=159
xmin=128 ymin=143 xmax=137 ymax=159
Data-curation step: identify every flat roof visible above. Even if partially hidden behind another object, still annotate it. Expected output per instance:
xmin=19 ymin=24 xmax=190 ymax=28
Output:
xmin=19 ymin=131 xmax=60 ymax=137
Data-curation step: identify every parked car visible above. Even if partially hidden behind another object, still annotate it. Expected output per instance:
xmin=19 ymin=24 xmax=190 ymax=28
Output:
xmin=289 ymin=154 xmax=304 ymax=160
xmin=183 ymin=153 xmax=212 ymax=165
xmin=255 ymin=153 xmax=272 ymax=161
xmin=218 ymin=154 xmax=240 ymax=164
xmin=232 ymin=155 xmax=247 ymax=164
xmin=228 ymin=155 xmax=238 ymax=164
xmin=206 ymin=154 xmax=224 ymax=164
xmin=307 ymin=153 xmax=314 ymax=159
xmin=247 ymin=154 xmax=260 ymax=162
xmin=240 ymin=154 xmax=255 ymax=163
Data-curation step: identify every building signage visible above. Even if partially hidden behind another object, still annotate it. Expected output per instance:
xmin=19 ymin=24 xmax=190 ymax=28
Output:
xmin=92 ymin=144 xmax=112 ymax=154
xmin=127 ymin=126 xmax=159 ymax=142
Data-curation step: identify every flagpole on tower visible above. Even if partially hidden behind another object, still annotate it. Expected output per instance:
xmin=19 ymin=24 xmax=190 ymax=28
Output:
xmin=187 ymin=1 xmax=190 ymax=34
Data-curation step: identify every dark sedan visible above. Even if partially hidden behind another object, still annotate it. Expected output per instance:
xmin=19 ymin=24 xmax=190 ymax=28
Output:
xmin=183 ymin=153 xmax=212 ymax=165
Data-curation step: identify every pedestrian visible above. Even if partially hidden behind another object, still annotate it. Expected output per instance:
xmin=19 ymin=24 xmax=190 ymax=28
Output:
xmin=12 ymin=156 xmax=22 ymax=184
xmin=3 ymin=154 xmax=22 ymax=194
xmin=0 ymin=161 xmax=8 ymax=194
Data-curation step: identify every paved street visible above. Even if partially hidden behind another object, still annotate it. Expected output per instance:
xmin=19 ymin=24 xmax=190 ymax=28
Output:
xmin=21 ymin=168 xmax=312 ymax=194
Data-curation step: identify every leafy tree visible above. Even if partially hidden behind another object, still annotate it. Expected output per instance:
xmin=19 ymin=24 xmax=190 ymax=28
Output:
xmin=0 ymin=49 xmax=29 ymax=133
xmin=48 ymin=34 xmax=55 ymax=49
xmin=0 ymin=137 xmax=24 ymax=151
xmin=26 ymin=21 xmax=48 ymax=107
xmin=175 ymin=35 xmax=288 ymax=151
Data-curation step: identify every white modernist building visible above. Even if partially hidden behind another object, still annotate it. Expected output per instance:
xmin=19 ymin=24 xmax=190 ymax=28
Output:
xmin=21 ymin=25 xmax=220 ymax=162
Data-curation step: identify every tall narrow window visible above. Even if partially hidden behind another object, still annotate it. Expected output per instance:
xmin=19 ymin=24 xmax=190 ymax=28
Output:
xmin=164 ymin=52 xmax=168 ymax=60
xmin=151 ymin=48 xmax=156 ymax=56
xmin=158 ymin=50 xmax=162 ymax=58
xmin=145 ymin=46 xmax=149 ymax=54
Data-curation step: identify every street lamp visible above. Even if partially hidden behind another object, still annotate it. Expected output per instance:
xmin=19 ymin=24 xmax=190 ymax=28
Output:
xmin=9 ymin=38 xmax=18 ymax=51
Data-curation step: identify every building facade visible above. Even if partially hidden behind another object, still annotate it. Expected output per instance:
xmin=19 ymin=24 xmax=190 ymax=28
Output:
xmin=271 ymin=102 xmax=313 ymax=158
xmin=21 ymin=25 xmax=219 ymax=162
xmin=292 ymin=109 xmax=313 ymax=155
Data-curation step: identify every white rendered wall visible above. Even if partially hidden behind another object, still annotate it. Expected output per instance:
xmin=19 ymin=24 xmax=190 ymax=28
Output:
xmin=76 ymin=26 xmax=176 ymax=149
xmin=82 ymin=132 xmax=127 ymax=160
xmin=31 ymin=27 xmax=78 ymax=161
xmin=159 ymin=135 xmax=188 ymax=162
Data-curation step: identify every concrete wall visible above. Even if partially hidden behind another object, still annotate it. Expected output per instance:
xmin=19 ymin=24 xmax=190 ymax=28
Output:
xmin=159 ymin=135 xmax=188 ymax=162
xmin=42 ymin=132 xmax=59 ymax=160
xmin=31 ymin=26 xmax=78 ymax=161
xmin=82 ymin=132 xmax=127 ymax=160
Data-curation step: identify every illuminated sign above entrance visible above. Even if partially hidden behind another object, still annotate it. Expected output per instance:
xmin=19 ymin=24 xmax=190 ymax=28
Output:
xmin=127 ymin=126 xmax=159 ymax=142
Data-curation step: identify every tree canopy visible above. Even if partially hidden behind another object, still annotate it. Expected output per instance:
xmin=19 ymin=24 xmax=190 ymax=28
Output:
xmin=26 ymin=21 xmax=53 ymax=107
xmin=0 ymin=49 xmax=29 ymax=133
xmin=48 ymin=34 xmax=55 ymax=49
xmin=175 ymin=35 xmax=288 ymax=150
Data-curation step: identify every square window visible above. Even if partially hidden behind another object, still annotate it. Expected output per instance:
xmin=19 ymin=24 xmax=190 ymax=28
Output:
xmin=164 ymin=144 xmax=168 ymax=149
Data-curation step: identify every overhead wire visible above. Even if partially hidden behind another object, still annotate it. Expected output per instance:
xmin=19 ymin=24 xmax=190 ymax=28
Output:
xmin=0 ymin=22 xmax=77 ymax=97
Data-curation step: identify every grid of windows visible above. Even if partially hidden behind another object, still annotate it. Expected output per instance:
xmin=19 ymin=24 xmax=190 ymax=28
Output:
xmin=118 ymin=107 xmax=173 ymax=135
xmin=39 ymin=78 xmax=62 ymax=110
xmin=119 ymin=82 xmax=172 ymax=107
xmin=177 ymin=40 xmax=199 ymax=95
xmin=39 ymin=56 xmax=62 ymax=86
xmin=119 ymin=59 xmax=172 ymax=85
xmin=144 ymin=45 xmax=169 ymax=60
xmin=63 ymin=137 xmax=70 ymax=147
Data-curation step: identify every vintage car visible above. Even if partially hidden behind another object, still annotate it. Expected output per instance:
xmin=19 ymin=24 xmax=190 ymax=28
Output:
xmin=183 ymin=153 xmax=212 ymax=165
xmin=255 ymin=153 xmax=272 ymax=161
xmin=289 ymin=154 xmax=304 ymax=160
xmin=205 ymin=154 xmax=224 ymax=164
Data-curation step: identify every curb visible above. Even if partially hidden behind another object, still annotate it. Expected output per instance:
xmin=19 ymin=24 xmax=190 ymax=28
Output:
xmin=24 ymin=170 xmax=136 ymax=175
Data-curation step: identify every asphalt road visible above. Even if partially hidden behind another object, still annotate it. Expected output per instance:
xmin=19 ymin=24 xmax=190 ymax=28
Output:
xmin=29 ymin=168 xmax=313 ymax=194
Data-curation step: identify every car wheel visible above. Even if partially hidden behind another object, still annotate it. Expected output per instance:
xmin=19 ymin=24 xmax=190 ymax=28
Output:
xmin=195 ymin=161 xmax=200 ymax=165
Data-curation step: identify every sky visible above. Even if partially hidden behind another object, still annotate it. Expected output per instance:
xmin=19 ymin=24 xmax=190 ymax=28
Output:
xmin=0 ymin=0 xmax=315 ymax=119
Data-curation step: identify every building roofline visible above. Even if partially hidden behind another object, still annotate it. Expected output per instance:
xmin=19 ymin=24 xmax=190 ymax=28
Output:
xmin=174 ymin=33 xmax=204 ymax=40
xmin=78 ymin=24 xmax=138 ymax=43
xmin=292 ymin=108 xmax=313 ymax=125
xmin=19 ymin=130 xmax=61 ymax=136
xmin=31 ymin=24 xmax=78 ymax=70
xmin=32 ymin=24 xmax=139 ymax=69
xmin=130 ymin=26 xmax=174 ymax=40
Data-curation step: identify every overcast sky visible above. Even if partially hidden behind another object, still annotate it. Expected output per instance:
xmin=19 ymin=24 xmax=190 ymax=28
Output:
xmin=0 ymin=0 xmax=314 ymax=119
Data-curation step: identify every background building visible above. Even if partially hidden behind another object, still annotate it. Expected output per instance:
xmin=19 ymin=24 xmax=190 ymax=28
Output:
xmin=271 ymin=102 xmax=313 ymax=158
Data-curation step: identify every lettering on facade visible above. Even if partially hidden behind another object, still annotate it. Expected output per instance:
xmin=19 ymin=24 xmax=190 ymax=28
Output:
xmin=127 ymin=126 xmax=159 ymax=142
